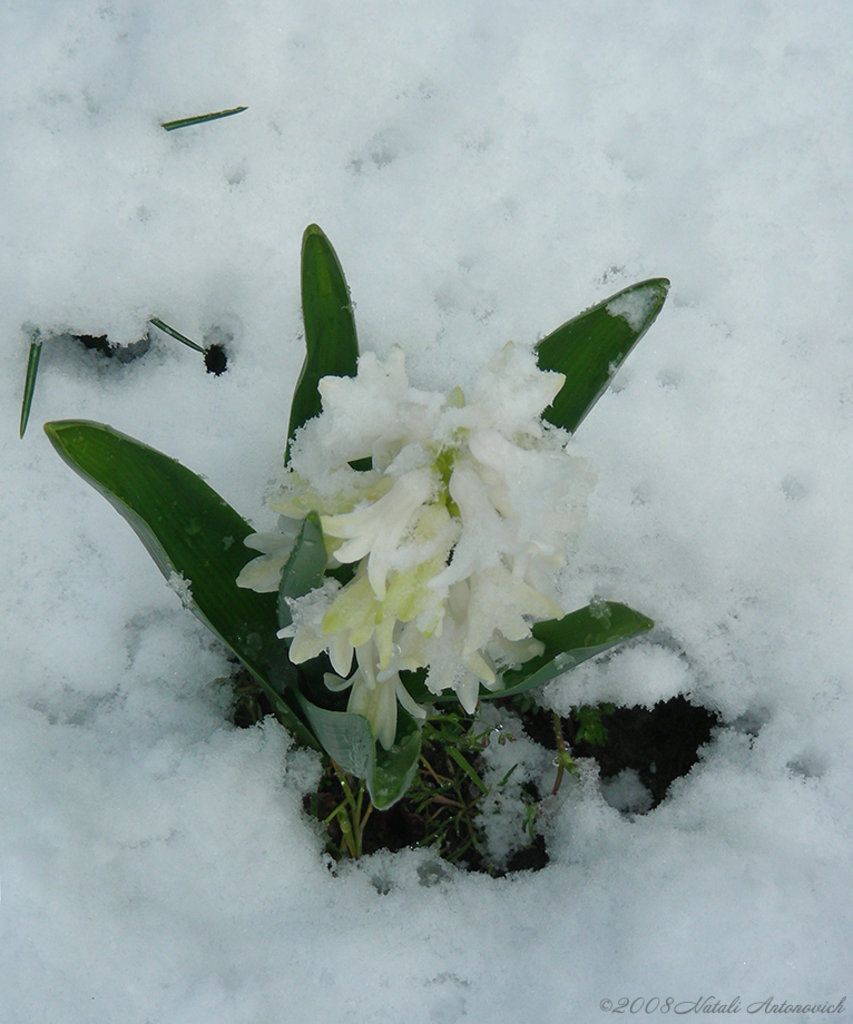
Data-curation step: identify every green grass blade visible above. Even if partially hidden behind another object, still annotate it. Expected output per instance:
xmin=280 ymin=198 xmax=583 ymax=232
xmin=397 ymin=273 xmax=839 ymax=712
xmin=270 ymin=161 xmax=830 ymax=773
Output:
xmin=149 ymin=317 xmax=206 ymax=354
xmin=161 ymin=106 xmax=247 ymax=131
xmin=286 ymin=224 xmax=358 ymax=462
xmin=536 ymin=278 xmax=669 ymax=434
xmin=19 ymin=338 xmax=43 ymax=438
xmin=485 ymin=601 xmax=654 ymax=701
xmin=44 ymin=419 xmax=317 ymax=748
xmin=446 ymin=746 xmax=488 ymax=794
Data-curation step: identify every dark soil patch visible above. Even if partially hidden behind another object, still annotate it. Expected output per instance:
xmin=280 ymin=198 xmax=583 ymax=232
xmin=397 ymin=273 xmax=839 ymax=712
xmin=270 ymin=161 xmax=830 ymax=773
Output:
xmin=73 ymin=330 xmax=228 ymax=373
xmin=204 ymin=342 xmax=228 ymax=375
xmin=229 ymin=663 xmax=719 ymax=872
xmin=521 ymin=696 xmax=720 ymax=809
xmin=75 ymin=332 xmax=151 ymax=363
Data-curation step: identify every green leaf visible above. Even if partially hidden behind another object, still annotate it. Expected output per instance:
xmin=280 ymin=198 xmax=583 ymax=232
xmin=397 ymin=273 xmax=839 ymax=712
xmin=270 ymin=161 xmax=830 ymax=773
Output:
xmin=536 ymin=278 xmax=669 ymax=434
xmin=277 ymin=511 xmax=327 ymax=629
xmin=298 ymin=696 xmax=375 ymax=778
xmin=573 ymin=703 xmax=614 ymax=746
xmin=149 ymin=317 xmax=205 ymax=354
xmin=19 ymin=337 xmax=43 ymax=438
xmin=371 ymin=712 xmax=422 ymax=809
xmin=400 ymin=602 xmax=652 ymax=707
xmin=161 ymin=106 xmax=247 ymax=131
xmin=484 ymin=601 xmax=654 ymax=701
xmin=447 ymin=746 xmax=488 ymax=794
xmin=44 ymin=419 xmax=317 ymax=748
xmin=286 ymin=224 xmax=358 ymax=461
xmin=298 ymin=695 xmax=422 ymax=810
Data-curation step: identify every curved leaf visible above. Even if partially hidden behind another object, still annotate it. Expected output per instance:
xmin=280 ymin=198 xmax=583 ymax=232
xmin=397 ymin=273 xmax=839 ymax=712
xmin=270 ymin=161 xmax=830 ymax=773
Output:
xmin=297 ymin=696 xmax=375 ymax=779
xmin=44 ymin=419 xmax=317 ymax=748
xmin=298 ymin=695 xmax=422 ymax=810
xmin=371 ymin=712 xmax=422 ymax=810
xmin=277 ymin=511 xmax=327 ymax=629
xmin=485 ymin=601 xmax=654 ymax=700
xmin=397 ymin=602 xmax=652 ymax=708
xmin=536 ymin=278 xmax=669 ymax=433
xmin=286 ymin=224 xmax=358 ymax=460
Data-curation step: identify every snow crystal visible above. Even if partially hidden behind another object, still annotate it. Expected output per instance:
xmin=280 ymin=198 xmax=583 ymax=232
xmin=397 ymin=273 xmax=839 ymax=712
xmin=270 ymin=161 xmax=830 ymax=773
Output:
xmin=605 ymin=286 xmax=658 ymax=331
xmin=167 ymin=570 xmax=193 ymax=609
xmin=599 ymin=768 xmax=654 ymax=815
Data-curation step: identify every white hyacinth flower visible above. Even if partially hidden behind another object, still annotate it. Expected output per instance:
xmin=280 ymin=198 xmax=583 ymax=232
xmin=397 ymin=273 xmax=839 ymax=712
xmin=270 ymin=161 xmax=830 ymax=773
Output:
xmin=238 ymin=342 xmax=594 ymax=736
xmin=324 ymin=641 xmax=427 ymax=751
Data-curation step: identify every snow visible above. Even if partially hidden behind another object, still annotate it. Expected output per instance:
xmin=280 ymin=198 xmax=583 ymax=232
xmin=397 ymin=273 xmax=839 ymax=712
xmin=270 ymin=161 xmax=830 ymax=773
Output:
xmin=167 ymin=570 xmax=193 ymax=609
xmin=2 ymin=1 xmax=852 ymax=1021
xmin=600 ymin=768 xmax=654 ymax=815
xmin=606 ymin=286 xmax=659 ymax=331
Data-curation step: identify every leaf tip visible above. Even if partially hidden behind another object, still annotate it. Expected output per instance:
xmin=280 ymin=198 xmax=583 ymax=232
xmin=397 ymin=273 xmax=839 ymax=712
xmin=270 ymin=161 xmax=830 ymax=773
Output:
xmin=43 ymin=419 xmax=62 ymax=444
xmin=43 ymin=418 xmax=79 ymax=440
xmin=302 ymin=223 xmax=327 ymax=246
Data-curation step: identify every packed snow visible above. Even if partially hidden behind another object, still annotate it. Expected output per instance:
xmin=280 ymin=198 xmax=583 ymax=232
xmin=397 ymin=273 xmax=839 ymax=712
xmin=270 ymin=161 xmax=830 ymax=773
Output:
xmin=1 ymin=1 xmax=851 ymax=1021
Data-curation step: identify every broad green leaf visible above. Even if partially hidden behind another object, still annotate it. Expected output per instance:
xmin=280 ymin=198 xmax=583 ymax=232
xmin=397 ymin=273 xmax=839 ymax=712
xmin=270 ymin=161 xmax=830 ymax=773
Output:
xmin=536 ymin=278 xmax=669 ymax=434
xmin=19 ymin=337 xmax=43 ymax=438
xmin=399 ymin=601 xmax=652 ymax=707
xmin=277 ymin=511 xmax=327 ymax=629
xmin=298 ymin=695 xmax=422 ymax=810
xmin=44 ymin=419 xmax=317 ymax=748
xmin=286 ymin=224 xmax=358 ymax=461
xmin=484 ymin=601 xmax=654 ymax=700
xmin=297 ymin=696 xmax=375 ymax=779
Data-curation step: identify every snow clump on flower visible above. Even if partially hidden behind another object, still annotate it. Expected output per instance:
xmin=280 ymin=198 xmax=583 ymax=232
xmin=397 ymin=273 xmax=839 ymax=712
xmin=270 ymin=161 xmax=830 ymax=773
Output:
xmin=237 ymin=343 xmax=594 ymax=748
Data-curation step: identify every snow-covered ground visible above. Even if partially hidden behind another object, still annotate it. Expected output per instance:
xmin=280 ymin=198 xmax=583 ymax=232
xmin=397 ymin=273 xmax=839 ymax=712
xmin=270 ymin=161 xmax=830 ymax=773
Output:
xmin=2 ymin=2 xmax=852 ymax=1021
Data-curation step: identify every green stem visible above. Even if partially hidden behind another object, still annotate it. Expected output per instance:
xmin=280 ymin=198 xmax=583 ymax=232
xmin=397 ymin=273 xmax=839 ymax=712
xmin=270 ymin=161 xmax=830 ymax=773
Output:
xmin=552 ymin=711 xmax=577 ymax=795
xmin=329 ymin=760 xmax=373 ymax=859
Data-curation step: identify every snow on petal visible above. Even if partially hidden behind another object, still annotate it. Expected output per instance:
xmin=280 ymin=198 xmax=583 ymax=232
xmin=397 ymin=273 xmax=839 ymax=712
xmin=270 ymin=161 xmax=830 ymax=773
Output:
xmin=322 ymin=468 xmax=435 ymax=598
xmin=240 ymin=343 xmax=592 ymax=720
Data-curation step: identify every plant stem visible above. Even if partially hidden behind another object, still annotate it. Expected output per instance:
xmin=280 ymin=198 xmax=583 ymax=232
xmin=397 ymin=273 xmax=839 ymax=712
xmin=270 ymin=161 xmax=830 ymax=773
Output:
xmin=329 ymin=760 xmax=373 ymax=859
xmin=552 ymin=711 xmax=576 ymax=795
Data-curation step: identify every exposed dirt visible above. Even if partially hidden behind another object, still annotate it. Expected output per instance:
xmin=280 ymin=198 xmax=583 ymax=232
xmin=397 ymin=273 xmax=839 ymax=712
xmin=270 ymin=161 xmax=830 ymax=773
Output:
xmin=522 ymin=696 xmax=719 ymax=810
xmin=232 ymin=664 xmax=720 ymax=874
xmin=73 ymin=331 xmax=228 ymax=373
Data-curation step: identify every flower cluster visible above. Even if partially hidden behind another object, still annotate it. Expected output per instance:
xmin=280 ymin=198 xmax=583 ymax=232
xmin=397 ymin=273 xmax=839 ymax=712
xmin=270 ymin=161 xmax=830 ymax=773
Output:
xmin=238 ymin=343 xmax=594 ymax=748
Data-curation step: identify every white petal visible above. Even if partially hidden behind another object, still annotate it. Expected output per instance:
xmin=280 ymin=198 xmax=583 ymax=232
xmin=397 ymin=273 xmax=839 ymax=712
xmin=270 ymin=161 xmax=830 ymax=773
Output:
xmin=236 ymin=527 xmax=300 ymax=592
xmin=455 ymin=675 xmax=481 ymax=715
xmin=324 ymin=670 xmax=355 ymax=693
xmin=395 ymin=678 xmax=427 ymax=721
xmin=328 ymin=633 xmax=355 ymax=677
